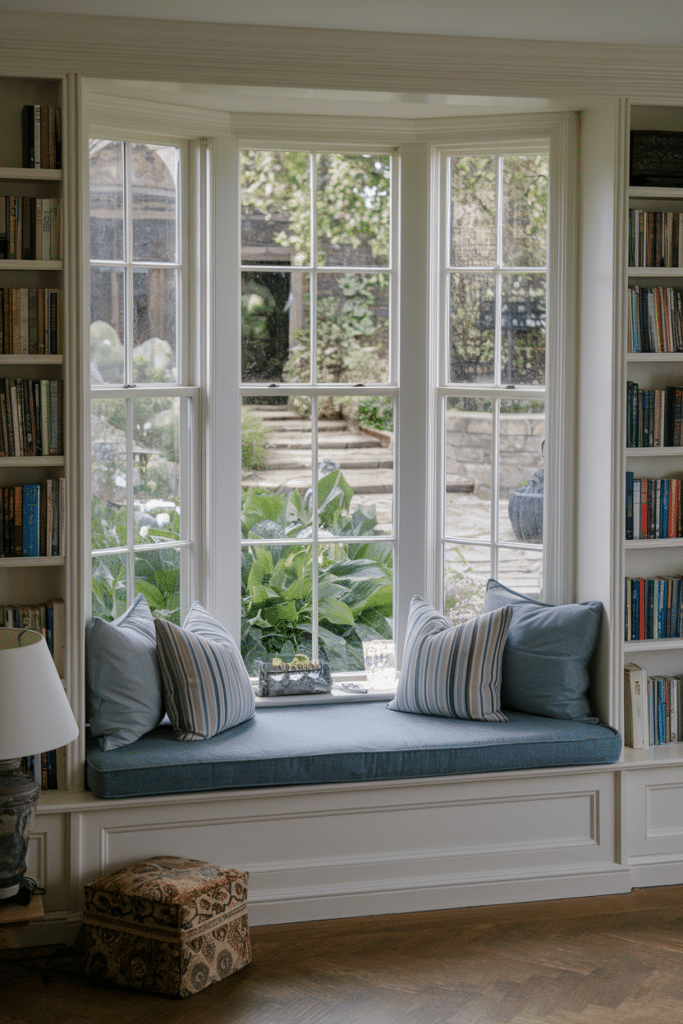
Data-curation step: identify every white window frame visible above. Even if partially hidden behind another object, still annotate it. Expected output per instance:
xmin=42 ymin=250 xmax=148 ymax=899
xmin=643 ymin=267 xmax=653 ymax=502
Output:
xmin=433 ymin=140 xmax=549 ymax=607
xmin=427 ymin=118 xmax=577 ymax=612
xmin=237 ymin=142 xmax=400 ymax=671
xmin=87 ymin=132 xmax=203 ymax=621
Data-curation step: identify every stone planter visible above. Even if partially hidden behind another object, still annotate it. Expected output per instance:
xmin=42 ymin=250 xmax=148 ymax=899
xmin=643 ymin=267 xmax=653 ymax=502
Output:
xmin=508 ymin=468 xmax=543 ymax=543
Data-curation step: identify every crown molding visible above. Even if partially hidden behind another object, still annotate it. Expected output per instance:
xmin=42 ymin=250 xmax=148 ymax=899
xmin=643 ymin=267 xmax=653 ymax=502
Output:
xmin=2 ymin=11 xmax=683 ymax=102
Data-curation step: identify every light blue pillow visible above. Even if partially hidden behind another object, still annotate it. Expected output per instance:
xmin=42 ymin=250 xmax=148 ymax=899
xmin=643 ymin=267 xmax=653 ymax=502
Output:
xmin=85 ymin=593 xmax=164 ymax=751
xmin=387 ymin=595 xmax=511 ymax=721
xmin=155 ymin=602 xmax=255 ymax=741
xmin=482 ymin=579 xmax=601 ymax=722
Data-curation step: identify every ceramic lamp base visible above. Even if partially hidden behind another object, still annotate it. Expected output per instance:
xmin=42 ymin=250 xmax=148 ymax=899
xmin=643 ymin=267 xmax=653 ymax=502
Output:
xmin=0 ymin=758 xmax=39 ymax=901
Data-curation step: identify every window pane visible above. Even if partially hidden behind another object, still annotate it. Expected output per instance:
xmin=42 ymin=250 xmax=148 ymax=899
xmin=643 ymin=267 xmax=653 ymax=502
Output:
xmin=241 ymin=150 xmax=311 ymax=267
xmin=89 ymin=139 xmax=124 ymax=263
xmin=134 ymin=545 xmax=181 ymax=625
xmin=444 ymin=542 xmax=489 ymax=625
xmin=317 ymin=273 xmax=389 ymax=384
xmin=91 ymin=553 xmax=129 ymax=622
xmin=131 ymin=143 xmax=178 ymax=264
xmin=500 ymin=273 xmax=546 ymax=386
xmin=344 ymin=395 xmax=394 ymax=537
xmin=91 ymin=394 xmax=128 ymax=546
xmin=240 ymin=541 xmax=314 ymax=673
xmin=449 ymin=273 xmax=495 ymax=384
xmin=132 ymin=267 xmax=177 ymax=383
xmin=444 ymin=398 xmax=493 ymax=540
xmin=499 ymin=399 xmax=545 ymax=547
xmin=317 ymin=153 xmax=390 ymax=268
xmin=318 ymin=540 xmax=393 ymax=672
xmin=90 ymin=267 xmax=125 ymax=385
xmin=450 ymin=156 xmax=496 ymax=267
xmin=497 ymin=545 xmax=543 ymax=601
xmin=502 ymin=154 xmax=548 ymax=268
xmin=132 ymin=395 xmax=182 ymax=515
xmin=242 ymin=270 xmax=310 ymax=384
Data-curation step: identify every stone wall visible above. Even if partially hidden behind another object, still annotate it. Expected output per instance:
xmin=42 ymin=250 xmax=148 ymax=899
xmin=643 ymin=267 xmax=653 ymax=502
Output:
xmin=446 ymin=410 xmax=544 ymax=498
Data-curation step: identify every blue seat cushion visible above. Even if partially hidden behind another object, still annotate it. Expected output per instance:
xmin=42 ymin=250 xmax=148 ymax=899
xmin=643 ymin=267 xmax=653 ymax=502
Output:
xmin=86 ymin=701 xmax=622 ymax=799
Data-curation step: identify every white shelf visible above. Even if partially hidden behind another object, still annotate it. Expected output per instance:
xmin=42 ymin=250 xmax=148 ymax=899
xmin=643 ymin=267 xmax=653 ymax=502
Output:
xmin=0 ymin=555 xmax=64 ymax=566
xmin=0 ymin=354 xmax=62 ymax=364
xmin=625 ymin=446 xmax=683 ymax=456
xmin=624 ymin=638 xmax=683 ymax=653
xmin=629 ymin=186 xmax=683 ymax=200
xmin=625 ymin=537 xmax=683 ymax=549
xmin=0 ymin=259 xmax=62 ymax=270
xmin=627 ymin=267 xmax=683 ymax=277
xmin=0 ymin=166 xmax=61 ymax=182
xmin=626 ymin=351 xmax=683 ymax=360
xmin=0 ymin=456 xmax=64 ymax=466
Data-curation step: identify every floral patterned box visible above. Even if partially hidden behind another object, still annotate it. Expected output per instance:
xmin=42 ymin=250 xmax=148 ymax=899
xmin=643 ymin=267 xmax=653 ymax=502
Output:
xmin=83 ymin=855 xmax=251 ymax=998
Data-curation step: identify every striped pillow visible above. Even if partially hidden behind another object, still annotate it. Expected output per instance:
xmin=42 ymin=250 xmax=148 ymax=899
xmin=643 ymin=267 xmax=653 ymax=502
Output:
xmin=387 ymin=595 xmax=511 ymax=721
xmin=154 ymin=603 xmax=255 ymax=741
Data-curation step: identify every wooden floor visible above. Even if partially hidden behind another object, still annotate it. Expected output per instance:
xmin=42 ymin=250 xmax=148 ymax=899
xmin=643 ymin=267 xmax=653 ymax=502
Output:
xmin=2 ymin=886 xmax=683 ymax=1023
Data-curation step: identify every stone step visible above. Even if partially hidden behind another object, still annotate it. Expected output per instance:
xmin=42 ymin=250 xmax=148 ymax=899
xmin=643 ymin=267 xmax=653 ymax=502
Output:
xmin=266 ymin=454 xmax=395 ymax=471
xmin=243 ymin=466 xmax=473 ymax=495
xmin=267 ymin=434 xmax=378 ymax=451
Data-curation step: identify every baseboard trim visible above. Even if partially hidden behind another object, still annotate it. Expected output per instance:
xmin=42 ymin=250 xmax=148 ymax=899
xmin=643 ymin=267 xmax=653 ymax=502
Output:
xmin=247 ymin=866 xmax=633 ymax=926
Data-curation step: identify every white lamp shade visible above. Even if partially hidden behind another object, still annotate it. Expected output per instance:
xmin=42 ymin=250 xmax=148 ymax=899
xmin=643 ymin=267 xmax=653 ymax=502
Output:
xmin=0 ymin=628 xmax=78 ymax=760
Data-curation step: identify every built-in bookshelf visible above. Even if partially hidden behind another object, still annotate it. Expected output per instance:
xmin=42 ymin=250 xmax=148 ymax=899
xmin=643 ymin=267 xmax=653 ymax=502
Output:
xmin=0 ymin=77 xmax=69 ymax=788
xmin=622 ymin=109 xmax=683 ymax=750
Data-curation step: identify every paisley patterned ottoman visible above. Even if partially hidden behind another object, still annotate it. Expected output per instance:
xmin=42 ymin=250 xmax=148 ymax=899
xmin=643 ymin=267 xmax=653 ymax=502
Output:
xmin=83 ymin=855 xmax=251 ymax=997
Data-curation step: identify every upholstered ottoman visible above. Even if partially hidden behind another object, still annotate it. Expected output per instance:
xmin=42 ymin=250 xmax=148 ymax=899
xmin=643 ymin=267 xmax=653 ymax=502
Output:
xmin=83 ymin=855 xmax=250 ymax=997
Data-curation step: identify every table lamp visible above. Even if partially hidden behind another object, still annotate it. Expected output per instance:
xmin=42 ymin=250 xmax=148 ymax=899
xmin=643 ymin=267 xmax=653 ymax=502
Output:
xmin=0 ymin=628 xmax=79 ymax=903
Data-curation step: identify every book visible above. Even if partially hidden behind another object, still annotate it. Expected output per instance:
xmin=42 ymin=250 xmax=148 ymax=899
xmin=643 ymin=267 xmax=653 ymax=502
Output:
xmin=22 ymin=483 xmax=40 ymax=557
xmin=624 ymin=662 xmax=648 ymax=748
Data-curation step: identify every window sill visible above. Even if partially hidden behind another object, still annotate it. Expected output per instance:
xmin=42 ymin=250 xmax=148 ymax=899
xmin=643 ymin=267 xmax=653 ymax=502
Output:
xmin=254 ymin=686 xmax=397 ymax=709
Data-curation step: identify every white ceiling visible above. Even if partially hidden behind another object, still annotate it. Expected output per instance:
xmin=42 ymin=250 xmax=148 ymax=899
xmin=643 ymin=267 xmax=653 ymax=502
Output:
xmin=3 ymin=0 xmax=683 ymax=47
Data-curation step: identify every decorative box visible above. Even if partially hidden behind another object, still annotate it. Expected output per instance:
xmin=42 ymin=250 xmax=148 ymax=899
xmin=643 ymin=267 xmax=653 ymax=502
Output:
xmin=83 ymin=855 xmax=250 ymax=998
xmin=630 ymin=130 xmax=683 ymax=188
xmin=258 ymin=658 xmax=332 ymax=696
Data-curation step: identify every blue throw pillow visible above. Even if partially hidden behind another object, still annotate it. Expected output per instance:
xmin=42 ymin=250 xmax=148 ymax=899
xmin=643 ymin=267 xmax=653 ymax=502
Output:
xmin=85 ymin=594 xmax=164 ymax=751
xmin=155 ymin=602 xmax=255 ymax=741
xmin=482 ymin=579 xmax=601 ymax=722
xmin=387 ymin=595 xmax=511 ymax=721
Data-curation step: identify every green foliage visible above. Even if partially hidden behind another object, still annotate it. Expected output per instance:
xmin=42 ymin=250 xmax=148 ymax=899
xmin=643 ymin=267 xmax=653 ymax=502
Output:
xmin=241 ymin=470 xmax=393 ymax=673
xmin=240 ymin=150 xmax=390 ymax=266
xmin=449 ymin=154 xmax=548 ymax=386
xmin=284 ymin=274 xmax=388 ymax=419
xmin=90 ymin=498 xmax=182 ymax=624
xmin=241 ymin=408 xmax=270 ymax=470
xmin=357 ymin=396 xmax=393 ymax=432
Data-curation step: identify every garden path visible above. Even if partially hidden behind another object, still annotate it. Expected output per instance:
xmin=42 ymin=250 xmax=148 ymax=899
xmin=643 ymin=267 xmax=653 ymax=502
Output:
xmin=244 ymin=405 xmax=541 ymax=605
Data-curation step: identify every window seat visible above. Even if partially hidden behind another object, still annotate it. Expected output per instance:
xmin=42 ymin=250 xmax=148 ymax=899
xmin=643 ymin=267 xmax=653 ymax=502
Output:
xmin=86 ymin=701 xmax=622 ymax=799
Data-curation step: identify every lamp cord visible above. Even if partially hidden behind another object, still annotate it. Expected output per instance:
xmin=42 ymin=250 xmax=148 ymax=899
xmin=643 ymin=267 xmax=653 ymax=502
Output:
xmin=0 ymin=876 xmax=46 ymax=908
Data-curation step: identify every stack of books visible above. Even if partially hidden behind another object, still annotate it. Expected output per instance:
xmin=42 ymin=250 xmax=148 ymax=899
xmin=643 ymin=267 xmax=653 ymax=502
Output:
xmin=624 ymin=663 xmax=682 ymax=747
xmin=626 ymin=381 xmax=683 ymax=447
xmin=0 ymin=378 xmax=63 ymax=457
xmin=21 ymin=105 xmax=62 ymax=170
xmin=628 ymin=285 xmax=683 ymax=353
xmin=0 ymin=288 xmax=62 ymax=353
xmin=0 ymin=196 xmax=61 ymax=261
xmin=625 ymin=472 xmax=683 ymax=539
xmin=624 ymin=576 xmax=683 ymax=641
xmin=0 ymin=478 xmax=64 ymax=557
xmin=629 ymin=210 xmax=683 ymax=267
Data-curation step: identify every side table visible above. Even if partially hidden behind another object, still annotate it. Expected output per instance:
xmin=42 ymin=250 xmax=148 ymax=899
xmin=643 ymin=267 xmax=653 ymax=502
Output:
xmin=0 ymin=895 xmax=44 ymax=949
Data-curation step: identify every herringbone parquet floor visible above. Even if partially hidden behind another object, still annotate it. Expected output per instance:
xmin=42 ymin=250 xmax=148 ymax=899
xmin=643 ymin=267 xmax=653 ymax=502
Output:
xmin=2 ymin=886 xmax=682 ymax=1024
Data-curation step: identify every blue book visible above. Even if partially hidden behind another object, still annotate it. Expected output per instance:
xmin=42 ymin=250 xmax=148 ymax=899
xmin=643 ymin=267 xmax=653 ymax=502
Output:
xmin=22 ymin=483 xmax=40 ymax=556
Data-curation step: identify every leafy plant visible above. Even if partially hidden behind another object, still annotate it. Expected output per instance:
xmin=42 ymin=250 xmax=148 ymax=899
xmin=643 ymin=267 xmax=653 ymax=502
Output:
xmin=240 ymin=469 xmax=393 ymax=673
xmin=357 ymin=396 xmax=393 ymax=433
xmin=91 ymin=497 xmax=182 ymax=624
xmin=241 ymin=408 xmax=270 ymax=470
